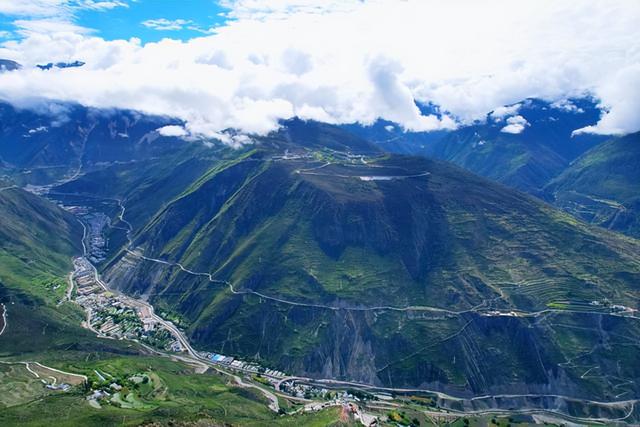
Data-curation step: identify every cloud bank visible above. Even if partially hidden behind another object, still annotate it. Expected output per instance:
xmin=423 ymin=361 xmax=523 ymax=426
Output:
xmin=0 ymin=0 xmax=638 ymax=138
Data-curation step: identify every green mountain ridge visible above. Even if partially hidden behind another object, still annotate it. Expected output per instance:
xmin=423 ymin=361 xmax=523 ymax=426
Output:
xmin=348 ymin=98 xmax=607 ymax=195
xmin=546 ymin=132 xmax=640 ymax=238
xmin=3 ymin=102 xmax=640 ymax=422
xmin=0 ymin=185 xmax=81 ymax=290
xmin=95 ymin=126 xmax=640 ymax=401
xmin=0 ymin=154 xmax=355 ymax=427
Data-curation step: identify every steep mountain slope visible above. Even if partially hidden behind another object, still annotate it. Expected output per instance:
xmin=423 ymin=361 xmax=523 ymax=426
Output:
xmin=0 ymin=184 xmax=97 ymax=358
xmin=0 ymin=59 xmax=21 ymax=72
xmin=53 ymin=143 xmax=225 ymax=227
xmin=100 ymin=125 xmax=640 ymax=401
xmin=0 ymin=145 xmax=350 ymax=427
xmin=545 ymin=132 xmax=640 ymax=238
xmin=350 ymin=98 xmax=606 ymax=194
xmin=0 ymin=101 xmax=187 ymax=185
xmin=0 ymin=185 xmax=81 ymax=287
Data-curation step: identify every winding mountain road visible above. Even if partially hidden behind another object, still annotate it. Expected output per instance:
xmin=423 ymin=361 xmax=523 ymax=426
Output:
xmin=0 ymin=185 xmax=17 ymax=193
xmin=126 ymin=247 xmax=640 ymax=320
xmin=0 ymin=303 xmax=7 ymax=337
xmin=65 ymin=191 xmax=640 ymax=422
xmin=75 ymin=220 xmax=280 ymax=412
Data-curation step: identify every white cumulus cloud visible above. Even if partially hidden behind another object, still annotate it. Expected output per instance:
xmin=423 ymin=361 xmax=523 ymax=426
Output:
xmin=551 ymin=99 xmax=584 ymax=114
xmin=490 ymin=104 xmax=522 ymax=121
xmin=157 ymin=125 xmax=188 ymax=137
xmin=501 ymin=115 xmax=529 ymax=134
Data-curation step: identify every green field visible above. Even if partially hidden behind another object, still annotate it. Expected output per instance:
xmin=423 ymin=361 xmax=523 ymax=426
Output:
xmin=0 ymin=184 xmax=350 ymax=426
xmin=0 ymin=355 xmax=355 ymax=426
xmin=0 ymin=363 xmax=49 ymax=408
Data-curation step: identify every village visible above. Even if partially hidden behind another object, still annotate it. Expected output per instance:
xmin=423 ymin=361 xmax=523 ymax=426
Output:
xmin=57 ymin=200 xmax=384 ymax=425
xmin=72 ymin=256 xmax=185 ymax=352
xmin=71 ymin=255 xmax=295 ymax=382
xmin=64 ymin=201 xmax=295 ymax=377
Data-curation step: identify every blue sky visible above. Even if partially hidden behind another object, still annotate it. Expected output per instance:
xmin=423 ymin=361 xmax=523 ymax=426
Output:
xmin=80 ymin=1 xmax=229 ymax=42
xmin=0 ymin=0 xmax=230 ymax=43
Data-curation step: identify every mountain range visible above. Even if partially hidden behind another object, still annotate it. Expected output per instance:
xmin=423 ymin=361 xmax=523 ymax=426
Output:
xmin=347 ymin=98 xmax=608 ymax=194
xmin=49 ymin=115 xmax=640 ymax=400
xmin=546 ymin=131 xmax=640 ymax=238
xmin=1 ymin=99 xmax=640 ymax=423
xmin=0 ymin=59 xmax=21 ymax=72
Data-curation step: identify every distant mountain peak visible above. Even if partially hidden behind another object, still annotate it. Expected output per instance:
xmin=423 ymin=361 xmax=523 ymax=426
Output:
xmin=36 ymin=61 xmax=86 ymax=71
xmin=0 ymin=59 xmax=21 ymax=72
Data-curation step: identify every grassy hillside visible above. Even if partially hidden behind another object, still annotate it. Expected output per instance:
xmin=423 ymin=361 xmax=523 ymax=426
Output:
xmin=0 ymin=355 xmax=350 ymax=427
xmin=100 ymin=128 xmax=640 ymax=400
xmin=0 ymin=186 xmax=121 ymax=358
xmin=53 ymin=142 xmax=226 ymax=230
xmin=133 ymin=155 xmax=640 ymax=310
xmin=0 ymin=186 xmax=81 ymax=297
xmin=546 ymin=132 xmax=640 ymax=238
xmin=0 ymin=181 xmax=353 ymax=427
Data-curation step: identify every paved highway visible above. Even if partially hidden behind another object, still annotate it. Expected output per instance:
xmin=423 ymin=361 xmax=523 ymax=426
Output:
xmin=76 ymin=219 xmax=280 ymax=411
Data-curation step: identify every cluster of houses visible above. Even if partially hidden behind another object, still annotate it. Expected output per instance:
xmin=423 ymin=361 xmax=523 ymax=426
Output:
xmin=280 ymin=380 xmax=329 ymax=399
xmin=83 ymin=212 xmax=109 ymax=263
xmin=73 ymin=257 xmax=182 ymax=351
xmin=204 ymin=352 xmax=287 ymax=378
xmin=587 ymin=299 xmax=636 ymax=314
xmin=74 ymin=258 xmax=140 ymax=339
